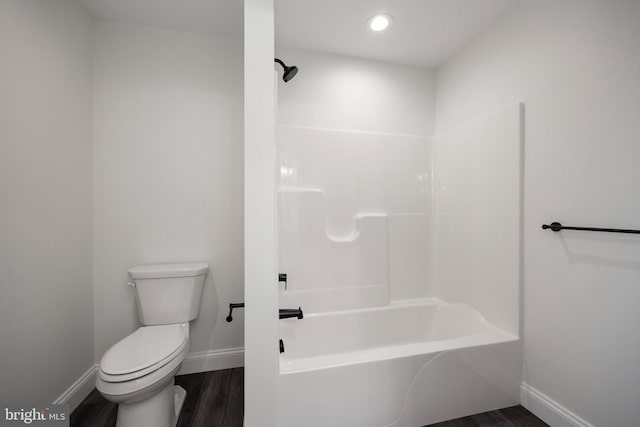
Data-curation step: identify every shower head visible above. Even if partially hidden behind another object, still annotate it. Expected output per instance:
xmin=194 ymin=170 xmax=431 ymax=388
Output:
xmin=275 ymin=58 xmax=298 ymax=82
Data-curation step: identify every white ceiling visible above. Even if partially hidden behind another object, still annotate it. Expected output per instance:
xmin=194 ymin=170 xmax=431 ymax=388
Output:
xmin=276 ymin=0 xmax=520 ymax=67
xmin=77 ymin=0 xmax=243 ymax=39
xmin=77 ymin=0 xmax=519 ymax=68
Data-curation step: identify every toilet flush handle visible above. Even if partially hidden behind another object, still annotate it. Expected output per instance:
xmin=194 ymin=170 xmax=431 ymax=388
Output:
xmin=126 ymin=281 xmax=136 ymax=288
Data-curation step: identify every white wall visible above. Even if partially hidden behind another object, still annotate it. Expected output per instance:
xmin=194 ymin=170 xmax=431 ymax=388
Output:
xmin=275 ymin=47 xmax=435 ymax=136
xmin=0 ymin=0 xmax=94 ymax=403
xmin=93 ymin=22 xmax=244 ymax=360
xmin=244 ymin=0 xmax=278 ymax=425
xmin=435 ymin=1 xmax=640 ymax=425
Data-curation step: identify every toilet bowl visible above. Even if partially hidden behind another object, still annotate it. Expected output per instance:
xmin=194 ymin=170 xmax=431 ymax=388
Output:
xmin=97 ymin=263 xmax=208 ymax=427
xmin=97 ymin=323 xmax=189 ymax=427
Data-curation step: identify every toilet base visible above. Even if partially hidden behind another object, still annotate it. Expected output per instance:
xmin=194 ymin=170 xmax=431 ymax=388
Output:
xmin=115 ymin=382 xmax=187 ymax=427
xmin=174 ymin=385 xmax=187 ymax=421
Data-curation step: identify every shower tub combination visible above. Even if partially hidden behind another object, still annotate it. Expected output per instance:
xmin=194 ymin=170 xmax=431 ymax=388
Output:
xmin=276 ymin=106 xmax=523 ymax=426
xmin=277 ymin=299 xmax=521 ymax=427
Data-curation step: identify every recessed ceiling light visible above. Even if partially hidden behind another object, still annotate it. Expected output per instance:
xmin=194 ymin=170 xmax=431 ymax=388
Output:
xmin=367 ymin=14 xmax=393 ymax=32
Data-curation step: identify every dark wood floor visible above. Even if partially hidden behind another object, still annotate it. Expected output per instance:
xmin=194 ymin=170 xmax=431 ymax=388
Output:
xmin=71 ymin=368 xmax=546 ymax=427
xmin=427 ymin=405 xmax=548 ymax=427
xmin=70 ymin=368 xmax=243 ymax=427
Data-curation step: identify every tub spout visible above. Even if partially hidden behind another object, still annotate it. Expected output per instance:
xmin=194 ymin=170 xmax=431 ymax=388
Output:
xmin=279 ymin=307 xmax=303 ymax=320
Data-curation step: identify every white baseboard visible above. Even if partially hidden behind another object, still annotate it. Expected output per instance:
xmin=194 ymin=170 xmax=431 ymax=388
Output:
xmin=178 ymin=347 xmax=244 ymax=375
xmin=521 ymin=383 xmax=594 ymax=427
xmin=53 ymin=364 xmax=98 ymax=412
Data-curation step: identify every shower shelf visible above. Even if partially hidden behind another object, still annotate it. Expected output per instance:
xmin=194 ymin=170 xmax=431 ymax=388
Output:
xmin=542 ymin=221 xmax=640 ymax=234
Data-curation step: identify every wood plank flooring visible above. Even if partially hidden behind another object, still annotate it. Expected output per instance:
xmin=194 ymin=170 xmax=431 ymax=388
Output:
xmin=71 ymin=367 xmax=546 ymax=427
xmin=426 ymin=405 xmax=549 ymax=427
xmin=70 ymin=368 xmax=243 ymax=427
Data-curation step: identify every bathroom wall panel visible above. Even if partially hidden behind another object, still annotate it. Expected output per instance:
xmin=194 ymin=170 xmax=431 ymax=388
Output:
xmin=389 ymin=214 xmax=433 ymax=300
xmin=275 ymin=47 xmax=435 ymax=136
xmin=0 ymin=0 xmax=94 ymax=403
xmin=279 ymin=189 xmax=389 ymax=291
xmin=274 ymin=49 xmax=436 ymax=309
xmin=277 ymin=126 xmax=433 ymax=311
xmin=433 ymin=105 xmax=522 ymax=337
xmin=435 ymin=1 xmax=640 ymax=424
xmin=278 ymin=126 xmax=431 ymax=238
xmin=93 ymin=22 xmax=244 ymax=359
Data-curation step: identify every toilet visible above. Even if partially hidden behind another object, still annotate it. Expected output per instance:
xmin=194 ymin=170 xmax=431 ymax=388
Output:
xmin=96 ymin=262 xmax=209 ymax=427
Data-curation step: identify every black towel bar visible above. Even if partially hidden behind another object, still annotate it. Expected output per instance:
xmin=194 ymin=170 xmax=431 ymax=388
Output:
xmin=542 ymin=221 xmax=640 ymax=234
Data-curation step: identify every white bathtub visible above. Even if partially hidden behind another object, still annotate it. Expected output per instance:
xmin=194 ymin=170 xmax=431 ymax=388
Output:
xmin=277 ymin=299 xmax=522 ymax=427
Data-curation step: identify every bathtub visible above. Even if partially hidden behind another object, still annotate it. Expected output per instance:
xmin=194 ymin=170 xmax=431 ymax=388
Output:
xmin=277 ymin=299 xmax=522 ymax=427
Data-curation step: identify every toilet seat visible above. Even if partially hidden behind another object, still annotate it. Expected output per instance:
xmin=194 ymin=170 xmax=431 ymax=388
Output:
xmin=99 ymin=323 xmax=188 ymax=383
xmin=96 ymin=343 xmax=188 ymax=403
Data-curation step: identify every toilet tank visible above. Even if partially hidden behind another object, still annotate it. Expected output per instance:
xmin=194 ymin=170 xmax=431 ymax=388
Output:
xmin=128 ymin=262 xmax=209 ymax=325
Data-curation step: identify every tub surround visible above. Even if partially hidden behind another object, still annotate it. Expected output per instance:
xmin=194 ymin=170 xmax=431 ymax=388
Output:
xmin=277 ymin=126 xmax=433 ymax=312
xmin=276 ymin=96 xmax=523 ymax=425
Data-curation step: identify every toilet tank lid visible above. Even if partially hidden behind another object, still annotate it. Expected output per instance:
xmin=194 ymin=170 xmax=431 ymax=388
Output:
xmin=128 ymin=262 xmax=209 ymax=279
